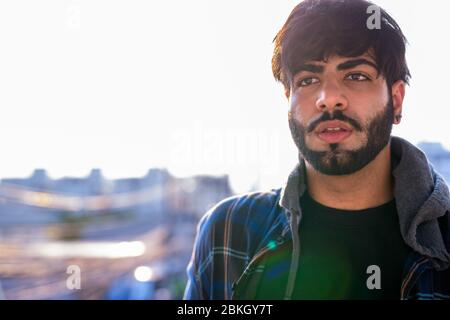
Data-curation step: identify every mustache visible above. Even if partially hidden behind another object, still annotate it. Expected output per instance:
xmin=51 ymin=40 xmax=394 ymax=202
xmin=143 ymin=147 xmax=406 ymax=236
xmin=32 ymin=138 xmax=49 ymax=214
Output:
xmin=306 ymin=110 xmax=363 ymax=133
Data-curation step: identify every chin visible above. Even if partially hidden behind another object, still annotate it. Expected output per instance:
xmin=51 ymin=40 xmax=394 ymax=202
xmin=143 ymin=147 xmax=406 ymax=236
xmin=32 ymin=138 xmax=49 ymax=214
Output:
xmin=308 ymin=140 xmax=357 ymax=152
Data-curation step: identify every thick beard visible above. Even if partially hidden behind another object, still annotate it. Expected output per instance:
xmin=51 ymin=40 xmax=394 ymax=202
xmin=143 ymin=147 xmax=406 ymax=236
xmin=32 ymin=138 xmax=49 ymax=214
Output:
xmin=289 ymin=97 xmax=394 ymax=175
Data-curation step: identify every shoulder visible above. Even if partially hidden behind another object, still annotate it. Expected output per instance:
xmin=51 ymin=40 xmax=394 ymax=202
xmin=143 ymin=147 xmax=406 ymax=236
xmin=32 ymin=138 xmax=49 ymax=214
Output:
xmin=194 ymin=188 xmax=285 ymax=252
xmin=198 ymin=188 xmax=283 ymax=231
xmin=185 ymin=189 xmax=285 ymax=299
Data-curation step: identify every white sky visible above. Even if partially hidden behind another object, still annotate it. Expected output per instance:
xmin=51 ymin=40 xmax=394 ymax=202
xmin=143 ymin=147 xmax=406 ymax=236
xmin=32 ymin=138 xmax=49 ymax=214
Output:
xmin=0 ymin=0 xmax=449 ymax=193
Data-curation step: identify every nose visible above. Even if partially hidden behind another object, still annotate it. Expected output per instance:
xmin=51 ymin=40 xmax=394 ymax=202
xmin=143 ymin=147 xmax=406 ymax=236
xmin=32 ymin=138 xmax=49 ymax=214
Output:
xmin=315 ymin=80 xmax=348 ymax=113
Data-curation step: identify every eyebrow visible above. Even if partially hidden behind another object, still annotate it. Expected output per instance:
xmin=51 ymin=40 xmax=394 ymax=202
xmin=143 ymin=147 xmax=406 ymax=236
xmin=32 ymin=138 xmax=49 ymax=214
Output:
xmin=294 ymin=58 xmax=379 ymax=77
xmin=336 ymin=58 xmax=379 ymax=72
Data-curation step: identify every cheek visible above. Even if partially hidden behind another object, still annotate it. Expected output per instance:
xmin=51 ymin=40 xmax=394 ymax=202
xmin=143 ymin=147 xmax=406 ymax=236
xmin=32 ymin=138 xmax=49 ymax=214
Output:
xmin=351 ymin=85 xmax=390 ymax=114
xmin=288 ymin=94 xmax=314 ymax=123
xmin=354 ymin=97 xmax=389 ymax=125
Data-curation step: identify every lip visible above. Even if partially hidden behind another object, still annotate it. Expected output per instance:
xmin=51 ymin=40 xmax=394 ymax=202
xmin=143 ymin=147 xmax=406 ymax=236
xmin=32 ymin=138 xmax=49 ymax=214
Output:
xmin=315 ymin=120 xmax=352 ymax=133
xmin=315 ymin=120 xmax=353 ymax=144
xmin=317 ymin=130 xmax=353 ymax=144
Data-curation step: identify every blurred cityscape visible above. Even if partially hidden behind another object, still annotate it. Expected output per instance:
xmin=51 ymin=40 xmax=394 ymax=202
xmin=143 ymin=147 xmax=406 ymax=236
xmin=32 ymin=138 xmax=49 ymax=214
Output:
xmin=0 ymin=168 xmax=233 ymax=300
xmin=0 ymin=141 xmax=449 ymax=300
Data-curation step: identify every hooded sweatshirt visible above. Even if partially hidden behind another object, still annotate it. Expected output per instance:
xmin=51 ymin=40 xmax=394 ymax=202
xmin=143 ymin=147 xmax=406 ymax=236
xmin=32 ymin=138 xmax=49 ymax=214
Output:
xmin=184 ymin=136 xmax=450 ymax=300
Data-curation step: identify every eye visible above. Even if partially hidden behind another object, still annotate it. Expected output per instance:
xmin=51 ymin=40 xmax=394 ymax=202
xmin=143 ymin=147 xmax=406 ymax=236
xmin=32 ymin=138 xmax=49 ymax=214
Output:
xmin=345 ymin=73 xmax=370 ymax=81
xmin=296 ymin=77 xmax=319 ymax=87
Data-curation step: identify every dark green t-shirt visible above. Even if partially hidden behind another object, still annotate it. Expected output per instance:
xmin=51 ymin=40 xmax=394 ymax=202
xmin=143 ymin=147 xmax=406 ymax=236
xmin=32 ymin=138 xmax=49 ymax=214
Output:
xmin=255 ymin=192 xmax=411 ymax=300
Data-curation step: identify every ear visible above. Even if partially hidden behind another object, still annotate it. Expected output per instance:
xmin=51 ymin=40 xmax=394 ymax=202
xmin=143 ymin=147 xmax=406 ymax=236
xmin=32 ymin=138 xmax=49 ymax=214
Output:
xmin=391 ymin=80 xmax=405 ymax=124
xmin=284 ymin=87 xmax=290 ymax=100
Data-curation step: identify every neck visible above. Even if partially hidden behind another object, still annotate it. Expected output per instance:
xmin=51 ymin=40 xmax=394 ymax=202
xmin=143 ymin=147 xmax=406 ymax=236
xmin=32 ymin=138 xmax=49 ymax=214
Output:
xmin=305 ymin=143 xmax=394 ymax=210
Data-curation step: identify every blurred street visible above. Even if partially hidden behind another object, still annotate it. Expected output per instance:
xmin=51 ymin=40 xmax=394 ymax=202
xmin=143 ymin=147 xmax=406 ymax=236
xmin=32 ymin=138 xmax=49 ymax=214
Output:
xmin=0 ymin=221 xmax=197 ymax=300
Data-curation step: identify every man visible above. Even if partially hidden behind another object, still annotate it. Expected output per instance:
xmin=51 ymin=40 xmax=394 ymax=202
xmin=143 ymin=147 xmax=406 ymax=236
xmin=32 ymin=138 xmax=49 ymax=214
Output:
xmin=184 ymin=0 xmax=450 ymax=300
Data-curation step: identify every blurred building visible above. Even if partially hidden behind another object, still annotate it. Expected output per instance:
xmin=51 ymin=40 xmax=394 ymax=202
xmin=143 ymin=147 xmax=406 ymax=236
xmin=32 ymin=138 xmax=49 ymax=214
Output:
xmin=166 ymin=175 xmax=232 ymax=219
xmin=0 ymin=168 xmax=233 ymax=241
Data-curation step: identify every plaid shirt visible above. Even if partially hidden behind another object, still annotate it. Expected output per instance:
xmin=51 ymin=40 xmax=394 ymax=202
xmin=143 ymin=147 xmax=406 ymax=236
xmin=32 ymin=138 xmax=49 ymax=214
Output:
xmin=184 ymin=138 xmax=450 ymax=300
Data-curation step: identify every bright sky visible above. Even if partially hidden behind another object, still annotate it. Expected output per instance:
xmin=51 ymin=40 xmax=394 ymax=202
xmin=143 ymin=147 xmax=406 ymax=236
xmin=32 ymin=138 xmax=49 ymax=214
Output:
xmin=0 ymin=0 xmax=449 ymax=193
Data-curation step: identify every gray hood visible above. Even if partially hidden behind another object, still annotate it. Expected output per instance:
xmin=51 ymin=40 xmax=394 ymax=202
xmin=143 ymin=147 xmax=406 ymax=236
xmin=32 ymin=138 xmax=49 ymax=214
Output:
xmin=279 ymin=136 xmax=450 ymax=299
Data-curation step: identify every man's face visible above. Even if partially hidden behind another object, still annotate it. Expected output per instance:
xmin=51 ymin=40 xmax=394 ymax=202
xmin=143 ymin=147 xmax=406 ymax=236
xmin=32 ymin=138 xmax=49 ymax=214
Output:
xmin=287 ymin=53 xmax=394 ymax=175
